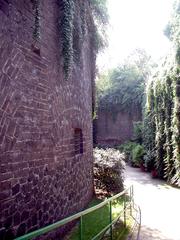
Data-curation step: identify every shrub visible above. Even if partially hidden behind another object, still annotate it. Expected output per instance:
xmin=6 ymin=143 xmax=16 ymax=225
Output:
xmin=93 ymin=148 xmax=125 ymax=196
xmin=118 ymin=142 xmax=146 ymax=168
xmin=132 ymin=144 xmax=145 ymax=167
xmin=118 ymin=141 xmax=137 ymax=162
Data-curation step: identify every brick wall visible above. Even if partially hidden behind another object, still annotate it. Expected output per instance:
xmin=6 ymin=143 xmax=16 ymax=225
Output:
xmin=96 ymin=108 xmax=142 ymax=146
xmin=0 ymin=0 xmax=95 ymax=239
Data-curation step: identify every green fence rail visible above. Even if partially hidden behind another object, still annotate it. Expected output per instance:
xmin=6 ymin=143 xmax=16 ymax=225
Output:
xmin=15 ymin=185 xmax=140 ymax=240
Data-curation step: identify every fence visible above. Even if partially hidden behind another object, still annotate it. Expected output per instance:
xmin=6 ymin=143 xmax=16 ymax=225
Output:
xmin=15 ymin=185 xmax=141 ymax=240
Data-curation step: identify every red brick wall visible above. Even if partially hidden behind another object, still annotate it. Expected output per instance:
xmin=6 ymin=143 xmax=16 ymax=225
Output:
xmin=96 ymin=108 xmax=142 ymax=146
xmin=0 ymin=1 xmax=94 ymax=239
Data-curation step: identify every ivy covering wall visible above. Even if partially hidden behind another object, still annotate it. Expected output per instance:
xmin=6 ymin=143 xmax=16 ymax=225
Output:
xmin=143 ymin=0 xmax=180 ymax=186
xmin=58 ymin=0 xmax=108 ymax=79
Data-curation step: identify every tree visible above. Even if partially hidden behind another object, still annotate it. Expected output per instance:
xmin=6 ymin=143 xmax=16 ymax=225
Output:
xmin=96 ymin=49 xmax=154 ymax=115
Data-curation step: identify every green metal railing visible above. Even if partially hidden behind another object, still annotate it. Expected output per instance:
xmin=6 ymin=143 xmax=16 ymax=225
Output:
xmin=15 ymin=185 xmax=140 ymax=240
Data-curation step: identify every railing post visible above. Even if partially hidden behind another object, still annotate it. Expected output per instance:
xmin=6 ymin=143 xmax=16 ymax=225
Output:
xmin=132 ymin=185 xmax=134 ymax=208
xmin=109 ymin=201 xmax=113 ymax=240
xmin=123 ymin=194 xmax=126 ymax=228
xmin=130 ymin=186 xmax=132 ymax=216
xmin=79 ymin=216 xmax=83 ymax=240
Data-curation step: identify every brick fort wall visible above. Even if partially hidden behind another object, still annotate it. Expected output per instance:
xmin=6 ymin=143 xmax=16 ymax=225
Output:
xmin=96 ymin=108 xmax=142 ymax=146
xmin=0 ymin=0 xmax=95 ymax=239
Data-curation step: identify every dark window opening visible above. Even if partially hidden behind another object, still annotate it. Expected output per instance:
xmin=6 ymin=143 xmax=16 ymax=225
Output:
xmin=74 ymin=128 xmax=83 ymax=155
xmin=31 ymin=44 xmax=41 ymax=56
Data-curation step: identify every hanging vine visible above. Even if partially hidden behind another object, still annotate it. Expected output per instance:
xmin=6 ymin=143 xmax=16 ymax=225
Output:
xmin=59 ymin=0 xmax=108 ymax=80
xmin=32 ymin=0 xmax=40 ymax=41
xmin=144 ymin=56 xmax=180 ymax=185
xmin=143 ymin=0 xmax=180 ymax=186
xmin=59 ymin=0 xmax=75 ymax=79
xmin=154 ymin=80 xmax=166 ymax=178
xmin=171 ymin=67 xmax=180 ymax=185
xmin=143 ymin=82 xmax=156 ymax=171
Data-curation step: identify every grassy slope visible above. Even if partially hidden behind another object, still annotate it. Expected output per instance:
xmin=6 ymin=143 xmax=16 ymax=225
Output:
xmin=68 ymin=198 xmax=130 ymax=240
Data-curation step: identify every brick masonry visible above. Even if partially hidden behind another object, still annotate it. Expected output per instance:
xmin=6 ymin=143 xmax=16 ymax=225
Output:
xmin=96 ymin=108 xmax=142 ymax=146
xmin=0 ymin=0 xmax=95 ymax=239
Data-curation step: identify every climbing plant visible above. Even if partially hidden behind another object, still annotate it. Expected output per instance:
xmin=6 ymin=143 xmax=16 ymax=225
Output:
xmin=60 ymin=0 xmax=75 ymax=79
xmin=59 ymin=0 xmax=108 ymax=79
xmin=32 ymin=0 xmax=40 ymax=41
xmin=143 ymin=0 xmax=180 ymax=185
xmin=143 ymin=81 xmax=156 ymax=171
xmin=171 ymin=67 xmax=180 ymax=185
xmin=144 ymin=57 xmax=179 ymax=182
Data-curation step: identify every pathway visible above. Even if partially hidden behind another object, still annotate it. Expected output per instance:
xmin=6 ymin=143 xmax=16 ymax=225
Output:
xmin=124 ymin=165 xmax=180 ymax=240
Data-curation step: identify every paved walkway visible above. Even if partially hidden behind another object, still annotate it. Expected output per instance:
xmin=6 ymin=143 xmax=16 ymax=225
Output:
xmin=124 ymin=166 xmax=180 ymax=240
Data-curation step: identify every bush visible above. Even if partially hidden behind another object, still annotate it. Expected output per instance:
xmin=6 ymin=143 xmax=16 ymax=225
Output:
xmin=93 ymin=148 xmax=125 ymax=196
xmin=118 ymin=141 xmax=145 ymax=168
xmin=118 ymin=141 xmax=137 ymax=162
xmin=132 ymin=144 xmax=145 ymax=167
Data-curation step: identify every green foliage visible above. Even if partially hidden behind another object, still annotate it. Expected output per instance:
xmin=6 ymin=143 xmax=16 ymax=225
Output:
xmin=70 ymin=198 xmax=130 ymax=240
xmin=60 ymin=0 xmax=75 ymax=79
xmin=96 ymin=49 xmax=154 ymax=121
xmin=118 ymin=141 xmax=137 ymax=162
xmin=119 ymin=141 xmax=145 ymax=168
xmin=143 ymin=0 xmax=180 ymax=185
xmin=132 ymin=144 xmax=145 ymax=167
xmin=59 ymin=0 xmax=108 ymax=79
xmin=90 ymin=0 xmax=109 ymax=52
xmin=133 ymin=121 xmax=143 ymax=144
xmin=144 ymin=58 xmax=180 ymax=183
xmin=143 ymin=103 xmax=156 ymax=171
xmin=118 ymin=119 xmax=145 ymax=167
xmin=90 ymin=0 xmax=108 ymax=25
xmin=96 ymin=73 xmax=112 ymax=98
xmin=176 ymin=46 xmax=180 ymax=64
xmin=32 ymin=0 xmax=40 ymax=41
xmin=164 ymin=0 xmax=180 ymax=48
xmin=171 ymin=67 xmax=180 ymax=185
xmin=126 ymin=48 xmax=157 ymax=80
xmin=143 ymin=150 xmax=155 ymax=172
xmin=97 ymin=65 xmax=144 ymax=115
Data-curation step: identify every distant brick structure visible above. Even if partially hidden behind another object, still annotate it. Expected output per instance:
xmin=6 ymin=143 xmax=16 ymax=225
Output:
xmin=0 ymin=1 xmax=95 ymax=239
xmin=96 ymin=108 xmax=142 ymax=146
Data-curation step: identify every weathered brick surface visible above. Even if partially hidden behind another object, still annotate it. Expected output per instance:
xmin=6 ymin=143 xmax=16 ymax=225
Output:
xmin=0 ymin=1 xmax=94 ymax=239
xmin=96 ymin=108 xmax=142 ymax=146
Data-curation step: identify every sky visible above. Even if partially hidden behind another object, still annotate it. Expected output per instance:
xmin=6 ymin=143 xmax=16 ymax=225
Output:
xmin=97 ymin=0 xmax=174 ymax=71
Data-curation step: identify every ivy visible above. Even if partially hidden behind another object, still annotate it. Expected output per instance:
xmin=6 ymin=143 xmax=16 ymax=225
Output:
xmin=171 ymin=67 xmax=180 ymax=185
xmin=58 ymin=0 xmax=108 ymax=80
xmin=32 ymin=0 xmax=40 ymax=41
xmin=144 ymin=57 xmax=180 ymax=184
xmin=154 ymin=80 xmax=166 ymax=178
xmin=143 ymin=0 xmax=180 ymax=186
xmin=60 ymin=0 xmax=75 ymax=80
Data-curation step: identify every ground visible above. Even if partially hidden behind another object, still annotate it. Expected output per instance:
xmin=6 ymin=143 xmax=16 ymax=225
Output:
xmin=125 ymin=166 xmax=180 ymax=240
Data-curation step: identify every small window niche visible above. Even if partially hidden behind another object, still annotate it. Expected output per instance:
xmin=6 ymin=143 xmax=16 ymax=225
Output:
xmin=31 ymin=43 xmax=41 ymax=56
xmin=74 ymin=128 xmax=83 ymax=155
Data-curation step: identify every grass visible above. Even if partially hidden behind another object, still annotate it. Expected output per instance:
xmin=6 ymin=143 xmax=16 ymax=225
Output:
xmin=67 ymin=197 xmax=130 ymax=240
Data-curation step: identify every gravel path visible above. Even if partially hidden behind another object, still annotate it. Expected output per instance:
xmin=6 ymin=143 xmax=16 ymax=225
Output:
xmin=124 ymin=165 xmax=180 ymax=240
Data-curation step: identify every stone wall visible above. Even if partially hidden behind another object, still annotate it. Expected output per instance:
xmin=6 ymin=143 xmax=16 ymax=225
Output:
xmin=96 ymin=108 xmax=142 ymax=146
xmin=0 ymin=0 xmax=94 ymax=239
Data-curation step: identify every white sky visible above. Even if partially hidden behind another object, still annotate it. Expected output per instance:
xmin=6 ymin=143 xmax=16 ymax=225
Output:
xmin=98 ymin=0 xmax=174 ymax=71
